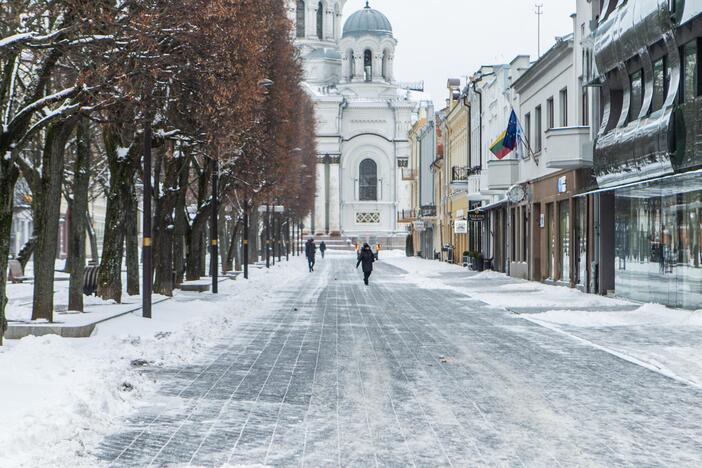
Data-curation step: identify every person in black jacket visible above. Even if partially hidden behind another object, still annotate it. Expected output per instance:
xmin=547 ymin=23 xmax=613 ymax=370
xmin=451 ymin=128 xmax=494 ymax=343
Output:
xmin=320 ymin=241 xmax=327 ymax=258
xmin=356 ymin=243 xmax=375 ymax=285
xmin=305 ymin=238 xmax=316 ymax=272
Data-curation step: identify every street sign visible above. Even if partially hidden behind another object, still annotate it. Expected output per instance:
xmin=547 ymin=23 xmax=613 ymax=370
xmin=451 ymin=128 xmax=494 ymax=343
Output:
xmin=414 ymin=220 xmax=425 ymax=232
xmin=454 ymin=220 xmax=468 ymax=234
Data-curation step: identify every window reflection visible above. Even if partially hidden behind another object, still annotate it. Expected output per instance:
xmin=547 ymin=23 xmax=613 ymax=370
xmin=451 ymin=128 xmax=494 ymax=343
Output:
xmin=614 ymin=172 xmax=702 ymax=309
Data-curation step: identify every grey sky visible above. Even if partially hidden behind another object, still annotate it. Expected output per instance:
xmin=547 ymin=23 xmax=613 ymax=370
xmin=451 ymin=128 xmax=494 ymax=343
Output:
xmin=343 ymin=0 xmax=576 ymax=107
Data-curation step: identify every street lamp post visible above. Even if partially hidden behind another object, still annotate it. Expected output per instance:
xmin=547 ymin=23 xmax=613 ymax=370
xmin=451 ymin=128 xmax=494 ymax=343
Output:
xmin=142 ymin=121 xmax=153 ymax=319
xmin=286 ymin=217 xmax=290 ymax=261
xmin=265 ymin=204 xmax=270 ymax=268
xmin=271 ymin=209 xmax=276 ymax=267
xmin=276 ymin=214 xmax=282 ymax=263
xmin=243 ymin=199 xmax=249 ymax=279
xmin=210 ymin=158 xmax=219 ymax=294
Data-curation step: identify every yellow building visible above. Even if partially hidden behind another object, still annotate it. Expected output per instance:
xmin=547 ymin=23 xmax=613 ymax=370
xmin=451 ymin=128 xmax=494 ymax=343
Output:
xmin=443 ymin=79 xmax=471 ymax=264
xmin=405 ymin=116 xmax=424 ymax=255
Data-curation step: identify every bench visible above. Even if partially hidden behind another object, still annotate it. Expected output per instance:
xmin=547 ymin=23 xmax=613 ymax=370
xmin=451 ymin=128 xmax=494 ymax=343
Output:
xmin=8 ymin=259 xmax=32 ymax=283
xmin=179 ymin=281 xmax=211 ymax=293
xmin=83 ymin=265 xmax=99 ymax=296
xmin=225 ymin=271 xmax=242 ymax=280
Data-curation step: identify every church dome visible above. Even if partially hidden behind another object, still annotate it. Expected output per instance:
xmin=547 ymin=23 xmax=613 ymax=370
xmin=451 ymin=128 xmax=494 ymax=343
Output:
xmin=342 ymin=2 xmax=393 ymax=38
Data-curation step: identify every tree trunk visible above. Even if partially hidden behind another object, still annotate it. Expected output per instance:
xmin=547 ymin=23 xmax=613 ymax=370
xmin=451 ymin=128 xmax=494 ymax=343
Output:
xmin=124 ymin=183 xmax=140 ymax=296
xmin=0 ymin=161 xmax=20 ymax=345
xmin=186 ymin=208 xmax=210 ymax=281
xmin=153 ymin=145 xmax=181 ymax=296
xmin=32 ymin=118 xmax=78 ymax=321
xmin=68 ymin=117 xmax=91 ymax=312
xmin=249 ymin=207 xmax=259 ymax=263
xmin=172 ymin=152 xmax=190 ymax=286
xmin=225 ymin=222 xmax=240 ymax=273
xmin=97 ymin=126 xmax=140 ymax=303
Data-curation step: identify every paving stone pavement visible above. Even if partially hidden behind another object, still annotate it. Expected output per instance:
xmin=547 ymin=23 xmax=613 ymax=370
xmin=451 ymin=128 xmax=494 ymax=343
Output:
xmin=96 ymin=255 xmax=702 ymax=467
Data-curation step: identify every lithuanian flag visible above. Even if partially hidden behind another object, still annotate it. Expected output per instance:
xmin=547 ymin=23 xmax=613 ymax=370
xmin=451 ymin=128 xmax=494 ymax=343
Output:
xmin=489 ymin=111 xmax=518 ymax=160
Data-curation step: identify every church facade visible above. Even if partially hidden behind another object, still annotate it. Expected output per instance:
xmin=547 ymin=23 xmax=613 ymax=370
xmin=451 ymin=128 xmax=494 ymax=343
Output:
xmin=288 ymin=1 xmax=427 ymax=246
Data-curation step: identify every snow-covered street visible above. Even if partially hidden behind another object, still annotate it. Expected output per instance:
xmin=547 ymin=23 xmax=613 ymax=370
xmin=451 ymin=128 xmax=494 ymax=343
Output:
xmin=84 ymin=253 xmax=702 ymax=467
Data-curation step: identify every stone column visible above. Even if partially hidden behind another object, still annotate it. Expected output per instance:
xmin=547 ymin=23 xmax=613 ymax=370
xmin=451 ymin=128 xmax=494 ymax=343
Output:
xmin=373 ymin=51 xmax=383 ymax=81
xmin=353 ymin=50 xmax=364 ymax=81
xmin=314 ymin=161 xmax=325 ymax=234
xmin=385 ymin=52 xmax=395 ymax=82
xmin=329 ymin=157 xmax=341 ymax=235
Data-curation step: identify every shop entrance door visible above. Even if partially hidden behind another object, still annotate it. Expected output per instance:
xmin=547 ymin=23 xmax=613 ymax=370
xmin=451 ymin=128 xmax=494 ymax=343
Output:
xmin=560 ymin=201 xmax=570 ymax=284
xmin=575 ymin=198 xmax=588 ymax=290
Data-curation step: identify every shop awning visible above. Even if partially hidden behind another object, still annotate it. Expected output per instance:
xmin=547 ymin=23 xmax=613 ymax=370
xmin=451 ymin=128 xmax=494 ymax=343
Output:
xmin=477 ymin=198 xmax=508 ymax=212
xmin=574 ymin=168 xmax=702 ymax=198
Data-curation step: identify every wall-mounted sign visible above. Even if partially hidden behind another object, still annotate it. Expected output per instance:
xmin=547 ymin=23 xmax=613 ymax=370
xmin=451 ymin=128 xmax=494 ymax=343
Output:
xmin=456 ymin=209 xmax=465 ymax=218
xmin=540 ymin=213 xmax=545 ymax=228
xmin=467 ymin=211 xmax=485 ymax=222
xmin=454 ymin=220 xmax=468 ymax=234
xmin=557 ymin=176 xmax=568 ymax=193
xmin=414 ymin=220 xmax=426 ymax=232
xmin=397 ymin=158 xmax=409 ymax=168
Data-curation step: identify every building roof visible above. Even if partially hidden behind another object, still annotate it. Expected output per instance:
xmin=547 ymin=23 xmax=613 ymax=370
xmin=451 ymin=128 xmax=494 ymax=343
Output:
xmin=342 ymin=2 xmax=393 ymax=39
xmin=306 ymin=47 xmax=342 ymax=61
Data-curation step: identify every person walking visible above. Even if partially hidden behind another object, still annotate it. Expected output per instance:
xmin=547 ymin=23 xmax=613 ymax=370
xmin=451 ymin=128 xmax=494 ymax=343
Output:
xmin=320 ymin=241 xmax=327 ymax=258
xmin=305 ymin=238 xmax=316 ymax=272
xmin=356 ymin=243 xmax=375 ymax=285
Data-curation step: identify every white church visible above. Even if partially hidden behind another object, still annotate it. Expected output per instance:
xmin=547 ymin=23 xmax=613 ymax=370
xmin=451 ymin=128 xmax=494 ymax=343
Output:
xmin=288 ymin=0 xmax=428 ymax=247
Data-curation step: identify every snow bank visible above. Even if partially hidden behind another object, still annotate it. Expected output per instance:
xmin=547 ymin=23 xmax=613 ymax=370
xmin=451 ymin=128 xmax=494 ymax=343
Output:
xmin=0 ymin=258 xmax=308 ymax=468
xmin=524 ymin=303 xmax=702 ymax=328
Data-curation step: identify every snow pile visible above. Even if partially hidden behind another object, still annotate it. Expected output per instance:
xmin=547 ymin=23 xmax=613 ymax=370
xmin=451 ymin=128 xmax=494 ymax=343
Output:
xmin=0 ymin=258 xmax=308 ymax=468
xmin=523 ymin=303 xmax=702 ymax=328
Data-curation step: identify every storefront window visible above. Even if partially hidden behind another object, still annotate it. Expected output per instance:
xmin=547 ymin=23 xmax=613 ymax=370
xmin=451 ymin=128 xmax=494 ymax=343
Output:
xmin=614 ymin=172 xmax=702 ymax=308
xmin=560 ymin=201 xmax=570 ymax=283
xmin=576 ymin=198 xmax=588 ymax=287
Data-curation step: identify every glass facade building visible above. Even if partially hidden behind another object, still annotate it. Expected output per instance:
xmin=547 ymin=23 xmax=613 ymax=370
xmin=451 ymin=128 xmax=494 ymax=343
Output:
xmin=614 ymin=171 xmax=702 ymax=309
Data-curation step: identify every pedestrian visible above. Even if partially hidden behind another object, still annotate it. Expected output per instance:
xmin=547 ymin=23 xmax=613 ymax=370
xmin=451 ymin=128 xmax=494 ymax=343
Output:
xmin=356 ymin=243 xmax=375 ymax=285
xmin=305 ymin=238 xmax=316 ymax=272
xmin=320 ymin=241 xmax=327 ymax=258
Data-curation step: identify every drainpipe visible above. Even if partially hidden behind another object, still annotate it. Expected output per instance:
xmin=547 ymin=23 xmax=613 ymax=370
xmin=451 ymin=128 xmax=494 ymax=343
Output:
xmin=470 ymin=71 xmax=496 ymax=171
xmin=471 ymin=81 xmax=483 ymax=172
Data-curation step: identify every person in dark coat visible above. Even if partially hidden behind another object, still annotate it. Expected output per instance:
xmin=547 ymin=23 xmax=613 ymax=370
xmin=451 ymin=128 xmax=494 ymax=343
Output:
xmin=305 ymin=238 xmax=316 ymax=272
xmin=356 ymin=243 xmax=375 ymax=285
xmin=320 ymin=241 xmax=327 ymax=258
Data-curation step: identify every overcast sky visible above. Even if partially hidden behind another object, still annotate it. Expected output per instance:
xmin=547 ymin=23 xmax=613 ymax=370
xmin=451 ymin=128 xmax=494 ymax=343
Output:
xmin=342 ymin=0 xmax=576 ymax=107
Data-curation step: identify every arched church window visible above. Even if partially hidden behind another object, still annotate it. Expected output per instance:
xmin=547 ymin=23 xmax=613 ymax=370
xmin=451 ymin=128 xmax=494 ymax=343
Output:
xmin=359 ymin=159 xmax=378 ymax=201
xmin=317 ymin=2 xmax=324 ymax=39
xmin=349 ymin=50 xmax=355 ymax=80
xmin=296 ymin=1 xmax=305 ymax=38
xmin=364 ymin=50 xmax=373 ymax=82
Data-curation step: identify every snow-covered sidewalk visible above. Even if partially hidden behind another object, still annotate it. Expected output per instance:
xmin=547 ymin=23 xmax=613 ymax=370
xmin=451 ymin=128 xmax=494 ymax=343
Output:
xmin=383 ymin=254 xmax=702 ymax=388
xmin=0 ymin=257 xmax=309 ymax=468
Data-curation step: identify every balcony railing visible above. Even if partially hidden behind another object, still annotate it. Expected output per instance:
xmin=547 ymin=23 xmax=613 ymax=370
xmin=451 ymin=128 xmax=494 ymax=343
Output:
xmin=451 ymin=165 xmax=481 ymax=183
xmin=397 ymin=209 xmax=418 ymax=222
xmin=401 ymin=168 xmax=418 ymax=181
xmin=543 ymin=126 xmax=593 ymax=169
xmin=486 ymin=159 xmax=519 ymax=191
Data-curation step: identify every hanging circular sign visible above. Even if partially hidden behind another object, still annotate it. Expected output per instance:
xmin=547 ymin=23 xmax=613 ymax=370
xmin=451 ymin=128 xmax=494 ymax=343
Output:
xmin=507 ymin=184 xmax=526 ymax=204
